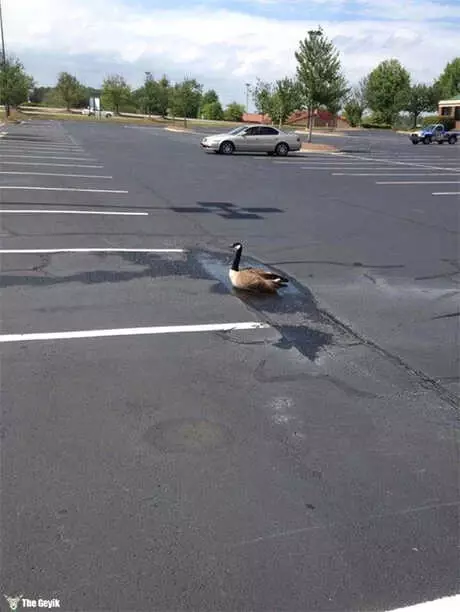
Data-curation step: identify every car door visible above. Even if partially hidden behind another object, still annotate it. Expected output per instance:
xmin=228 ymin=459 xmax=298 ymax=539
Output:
xmin=258 ymin=126 xmax=280 ymax=152
xmin=433 ymin=125 xmax=443 ymax=142
xmin=236 ymin=126 xmax=261 ymax=152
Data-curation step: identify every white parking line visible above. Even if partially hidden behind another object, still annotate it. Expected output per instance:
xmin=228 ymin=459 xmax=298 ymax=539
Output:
xmin=0 ymin=144 xmax=84 ymax=150
xmin=333 ymin=173 xmax=460 ymax=177
xmin=299 ymin=166 xmax=411 ymax=170
xmin=388 ymin=594 xmax=460 ymax=611
xmin=0 ymin=186 xmax=128 ymax=193
xmin=0 ymin=148 xmax=85 ymax=155
xmin=376 ymin=181 xmax=460 ymax=185
xmin=0 ymin=209 xmax=148 ymax=216
xmin=343 ymin=153 xmax=458 ymax=172
xmin=0 ymin=248 xmax=185 ymax=253
xmin=0 ymin=161 xmax=104 ymax=168
xmin=68 ymin=135 xmax=81 ymax=147
xmin=0 ymin=171 xmax=112 ymax=179
xmin=0 ymin=321 xmax=270 ymax=343
xmin=300 ymin=168 xmax=459 ymax=172
xmin=380 ymin=157 xmax=459 ymax=161
xmin=280 ymin=162 xmax=376 ymax=166
xmin=432 ymin=192 xmax=460 ymax=196
xmin=0 ymin=155 xmax=98 ymax=161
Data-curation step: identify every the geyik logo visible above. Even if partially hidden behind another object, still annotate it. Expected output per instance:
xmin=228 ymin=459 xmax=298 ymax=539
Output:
xmin=4 ymin=595 xmax=61 ymax=609
xmin=4 ymin=595 xmax=23 ymax=611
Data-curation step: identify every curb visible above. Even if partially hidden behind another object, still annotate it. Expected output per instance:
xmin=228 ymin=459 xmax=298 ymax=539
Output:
xmin=294 ymin=130 xmax=348 ymax=138
xmin=300 ymin=143 xmax=339 ymax=153
xmin=164 ymin=127 xmax=196 ymax=134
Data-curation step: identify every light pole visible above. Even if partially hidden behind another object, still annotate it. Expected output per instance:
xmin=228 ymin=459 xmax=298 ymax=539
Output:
xmin=144 ymin=71 xmax=151 ymax=117
xmin=245 ymin=83 xmax=251 ymax=114
xmin=306 ymin=28 xmax=322 ymax=141
xmin=0 ymin=0 xmax=9 ymax=119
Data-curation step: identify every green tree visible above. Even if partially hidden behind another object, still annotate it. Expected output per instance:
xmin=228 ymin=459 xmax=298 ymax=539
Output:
xmin=101 ymin=74 xmax=131 ymax=115
xmin=365 ymin=59 xmax=411 ymax=125
xmin=42 ymin=88 xmax=65 ymax=107
xmin=224 ymin=102 xmax=245 ymax=121
xmin=404 ymin=83 xmax=437 ymax=128
xmin=29 ymin=86 xmax=53 ymax=104
xmin=201 ymin=100 xmax=224 ymax=120
xmin=252 ymin=79 xmax=273 ymax=117
xmin=253 ymin=78 xmax=301 ymax=127
xmin=343 ymin=100 xmax=362 ymax=127
xmin=170 ymin=77 xmax=203 ymax=126
xmin=157 ymin=75 xmax=170 ymax=117
xmin=295 ymin=26 xmax=349 ymax=141
xmin=201 ymin=89 xmax=219 ymax=106
xmin=343 ymin=76 xmax=368 ymax=126
xmin=0 ymin=56 xmax=34 ymax=111
xmin=142 ymin=72 xmax=160 ymax=116
xmin=434 ymin=57 xmax=460 ymax=99
xmin=55 ymin=72 xmax=83 ymax=111
xmin=270 ymin=78 xmax=302 ymax=127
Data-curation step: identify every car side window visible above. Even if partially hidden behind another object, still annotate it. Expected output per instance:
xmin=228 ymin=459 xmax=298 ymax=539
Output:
xmin=245 ymin=127 xmax=259 ymax=136
xmin=260 ymin=127 xmax=278 ymax=135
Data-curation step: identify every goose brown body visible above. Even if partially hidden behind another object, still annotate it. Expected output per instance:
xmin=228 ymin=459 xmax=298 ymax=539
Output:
xmin=229 ymin=243 xmax=289 ymax=293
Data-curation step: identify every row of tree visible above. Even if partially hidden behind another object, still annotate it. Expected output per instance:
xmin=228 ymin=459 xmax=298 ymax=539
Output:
xmin=1 ymin=28 xmax=459 ymax=136
xmin=342 ymin=58 xmax=460 ymax=128
xmin=0 ymin=59 xmax=245 ymax=124
xmin=251 ymin=31 xmax=459 ymax=132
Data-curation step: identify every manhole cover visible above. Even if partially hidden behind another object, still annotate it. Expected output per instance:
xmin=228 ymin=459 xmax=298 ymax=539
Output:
xmin=144 ymin=418 xmax=233 ymax=453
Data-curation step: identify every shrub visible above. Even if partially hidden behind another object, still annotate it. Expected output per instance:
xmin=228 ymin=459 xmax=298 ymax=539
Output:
xmin=361 ymin=122 xmax=392 ymax=129
xmin=201 ymin=101 xmax=224 ymax=121
xmin=20 ymin=101 xmax=45 ymax=107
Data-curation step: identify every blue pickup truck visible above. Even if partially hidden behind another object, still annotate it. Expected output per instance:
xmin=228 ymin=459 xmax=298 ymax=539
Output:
xmin=410 ymin=123 xmax=459 ymax=145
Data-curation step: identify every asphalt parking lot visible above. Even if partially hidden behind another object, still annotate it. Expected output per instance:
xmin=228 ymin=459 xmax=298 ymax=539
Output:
xmin=1 ymin=120 xmax=459 ymax=612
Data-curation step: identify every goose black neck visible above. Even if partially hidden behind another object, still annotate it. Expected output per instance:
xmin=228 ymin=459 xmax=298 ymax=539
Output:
xmin=231 ymin=248 xmax=242 ymax=271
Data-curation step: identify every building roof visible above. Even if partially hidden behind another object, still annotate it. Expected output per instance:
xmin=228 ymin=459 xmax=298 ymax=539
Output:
xmin=439 ymin=94 xmax=460 ymax=104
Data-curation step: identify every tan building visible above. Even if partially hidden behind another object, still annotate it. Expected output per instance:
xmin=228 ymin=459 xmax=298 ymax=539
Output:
xmin=438 ymin=95 xmax=460 ymax=129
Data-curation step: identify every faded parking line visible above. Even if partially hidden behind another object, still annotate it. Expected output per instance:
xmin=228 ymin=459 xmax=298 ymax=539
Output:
xmin=0 ymin=171 xmax=112 ymax=179
xmin=0 ymin=186 xmax=128 ymax=194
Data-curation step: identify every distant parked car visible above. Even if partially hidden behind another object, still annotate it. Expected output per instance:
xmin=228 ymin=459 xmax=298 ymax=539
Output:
xmin=81 ymin=107 xmax=113 ymax=118
xmin=200 ymin=125 xmax=301 ymax=156
xmin=410 ymin=123 xmax=458 ymax=145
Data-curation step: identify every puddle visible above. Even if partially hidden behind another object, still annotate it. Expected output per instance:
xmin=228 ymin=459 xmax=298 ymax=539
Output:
xmin=271 ymin=325 xmax=333 ymax=361
xmin=195 ymin=250 xmax=334 ymax=361
xmin=144 ymin=418 xmax=234 ymax=454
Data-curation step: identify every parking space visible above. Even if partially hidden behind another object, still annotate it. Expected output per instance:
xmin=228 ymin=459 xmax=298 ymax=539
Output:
xmin=1 ymin=120 xmax=459 ymax=612
xmin=269 ymin=145 xmax=460 ymax=197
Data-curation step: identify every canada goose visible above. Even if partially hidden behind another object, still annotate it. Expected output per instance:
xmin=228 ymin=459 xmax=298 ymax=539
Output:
xmin=229 ymin=242 xmax=289 ymax=293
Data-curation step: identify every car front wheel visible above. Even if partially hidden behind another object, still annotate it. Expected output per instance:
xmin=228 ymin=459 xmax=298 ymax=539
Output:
xmin=219 ymin=141 xmax=235 ymax=155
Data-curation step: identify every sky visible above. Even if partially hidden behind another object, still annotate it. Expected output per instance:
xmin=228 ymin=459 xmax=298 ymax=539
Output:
xmin=3 ymin=0 xmax=460 ymax=107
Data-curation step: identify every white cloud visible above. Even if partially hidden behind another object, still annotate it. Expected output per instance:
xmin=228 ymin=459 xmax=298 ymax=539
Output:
xmin=3 ymin=0 xmax=458 ymax=104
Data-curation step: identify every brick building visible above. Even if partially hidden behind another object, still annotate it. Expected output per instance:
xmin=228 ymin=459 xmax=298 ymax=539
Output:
xmin=438 ymin=95 xmax=460 ymax=129
xmin=242 ymin=109 xmax=348 ymax=128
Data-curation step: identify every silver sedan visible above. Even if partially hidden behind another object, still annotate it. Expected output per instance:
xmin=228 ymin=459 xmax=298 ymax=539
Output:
xmin=200 ymin=125 xmax=301 ymax=156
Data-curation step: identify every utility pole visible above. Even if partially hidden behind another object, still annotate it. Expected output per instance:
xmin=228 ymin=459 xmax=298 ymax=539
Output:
xmin=0 ymin=0 xmax=9 ymax=119
xmin=245 ymin=83 xmax=250 ymax=114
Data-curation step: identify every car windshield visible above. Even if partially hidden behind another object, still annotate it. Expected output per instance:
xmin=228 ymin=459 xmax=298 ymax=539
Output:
xmin=227 ymin=126 xmax=247 ymax=135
